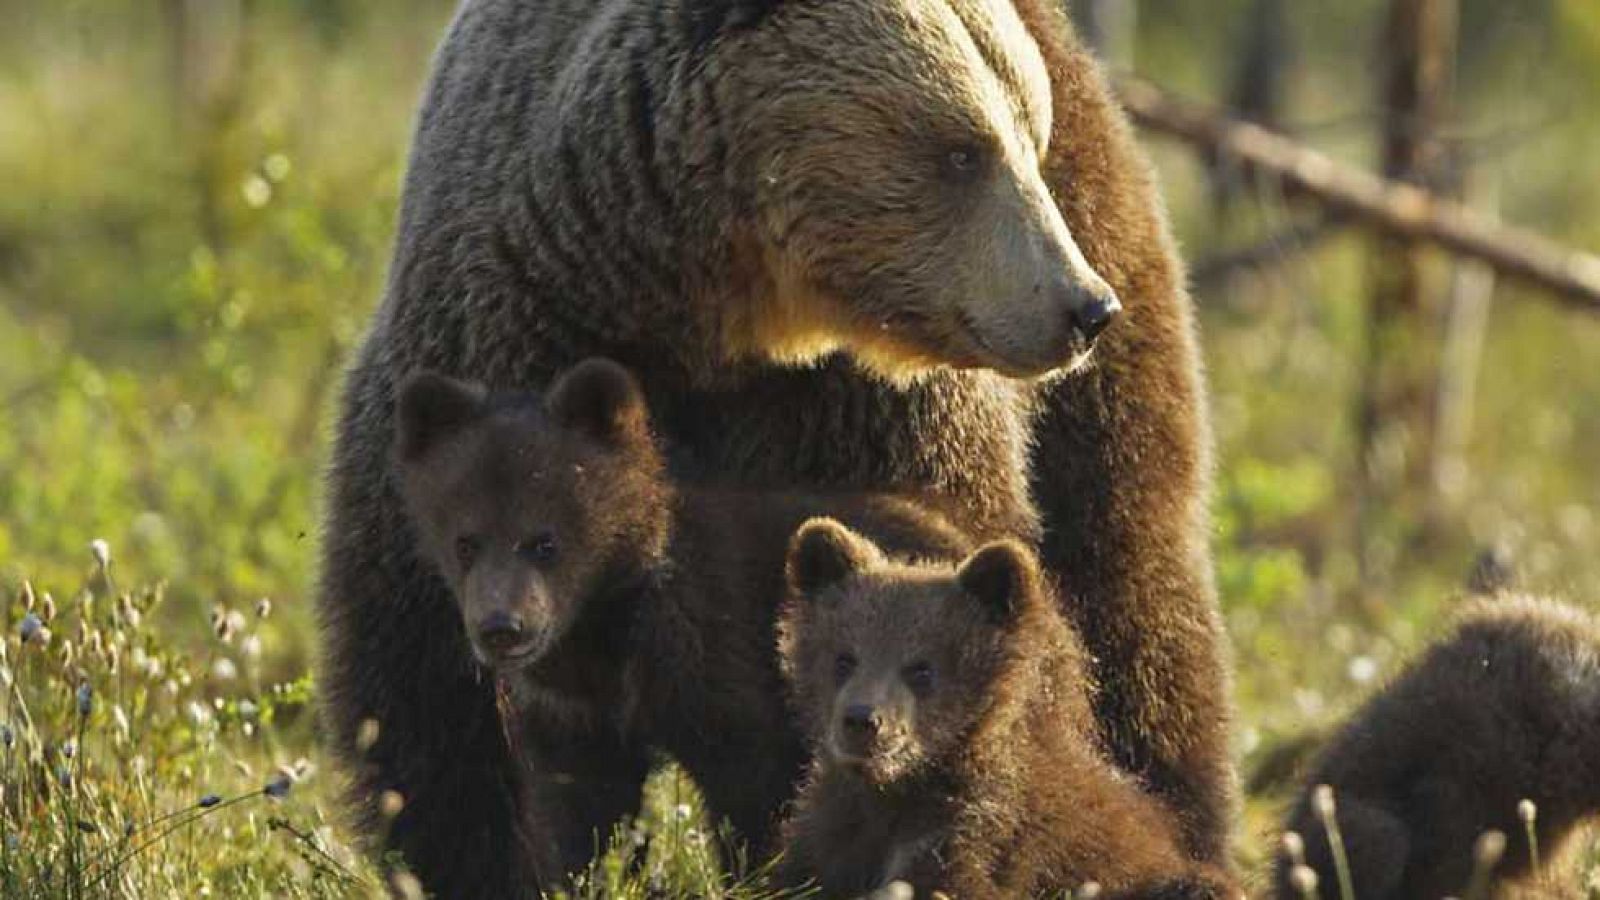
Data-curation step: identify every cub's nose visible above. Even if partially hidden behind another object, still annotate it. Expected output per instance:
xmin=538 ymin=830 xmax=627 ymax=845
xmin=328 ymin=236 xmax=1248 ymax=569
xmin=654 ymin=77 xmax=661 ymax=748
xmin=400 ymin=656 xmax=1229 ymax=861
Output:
xmin=1070 ymin=291 xmax=1123 ymax=344
xmin=475 ymin=611 xmax=526 ymax=653
xmin=842 ymin=704 xmax=879 ymax=737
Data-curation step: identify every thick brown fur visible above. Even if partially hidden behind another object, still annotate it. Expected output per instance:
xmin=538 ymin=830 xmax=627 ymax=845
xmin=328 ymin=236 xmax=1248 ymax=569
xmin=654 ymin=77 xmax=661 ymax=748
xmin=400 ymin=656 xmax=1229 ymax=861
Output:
xmin=777 ymin=524 xmax=1238 ymax=900
xmin=1277 ymin=595 xmax=1600 ymax=900
xmin=393 ymin=359 xmax=976 ymax=875
xmin=319 ymin=0 xmax=1231 ymax=893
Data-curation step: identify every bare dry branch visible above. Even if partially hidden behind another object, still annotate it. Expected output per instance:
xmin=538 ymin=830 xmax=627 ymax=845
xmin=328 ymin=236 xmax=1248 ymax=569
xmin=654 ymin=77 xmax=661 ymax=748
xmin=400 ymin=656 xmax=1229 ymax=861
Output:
xmin=1117 ymin=78 xmax=1600 ymax=315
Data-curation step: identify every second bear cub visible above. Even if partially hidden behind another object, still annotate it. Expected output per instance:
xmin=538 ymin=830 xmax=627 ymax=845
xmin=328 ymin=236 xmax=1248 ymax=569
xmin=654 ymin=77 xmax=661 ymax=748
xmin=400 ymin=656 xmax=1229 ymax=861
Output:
xmin=777 ymin=519 xmax=1236 ymax=900
xmin=1277 ymin=594 xmax=1600 ymax=900
xmin=393 ymin=358 xmax=971 ymax=866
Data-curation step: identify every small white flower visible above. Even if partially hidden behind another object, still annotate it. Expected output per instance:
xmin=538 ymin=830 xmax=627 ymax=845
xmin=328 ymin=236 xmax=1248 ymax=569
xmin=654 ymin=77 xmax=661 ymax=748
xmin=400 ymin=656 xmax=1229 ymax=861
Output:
xmin=89 ymin=539 xmax=111 ymax=569
xmin=263 ymin=154 xmax=292 ymax=182
xmin=212 ymin=658 xmax=238 ymax=681
xmin=242 ymin=175 xmax=272 ymax=208
xmin=240 ymin=635 xmax=262 ymax=660
xmin=1347 ymin=655 xmax=1379 ymax=684
xmin=186 ymin=701 xmax=212 ymax=727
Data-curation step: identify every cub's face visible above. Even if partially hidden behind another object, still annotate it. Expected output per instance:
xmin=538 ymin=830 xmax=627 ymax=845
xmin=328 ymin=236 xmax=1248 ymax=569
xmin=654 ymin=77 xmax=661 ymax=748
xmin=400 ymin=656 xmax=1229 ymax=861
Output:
xmin=393 ymin=359 xmax=668 ymax=672
xmin=725 ymin=0 xmax=1120 ymax=380
xmin=779 ymin=519 xmax=1039 ymax=785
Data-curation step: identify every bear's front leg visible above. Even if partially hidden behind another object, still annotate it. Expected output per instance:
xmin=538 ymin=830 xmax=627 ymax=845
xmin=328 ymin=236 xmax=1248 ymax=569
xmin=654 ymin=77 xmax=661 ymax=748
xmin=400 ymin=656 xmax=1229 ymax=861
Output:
xmin=509 ymin=722 xmax=653 ymax=887
xmin=1016 ymin=3 xmax=1238 ymax=864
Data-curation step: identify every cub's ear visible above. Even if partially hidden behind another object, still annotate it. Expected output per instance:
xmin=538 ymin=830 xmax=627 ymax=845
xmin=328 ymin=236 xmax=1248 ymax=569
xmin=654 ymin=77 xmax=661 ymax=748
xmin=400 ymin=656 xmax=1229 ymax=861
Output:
xmin=395 ymin=371 xmax=488 ymax=461
xmin=786 ymin=518 xmax=881 ymax=598
xmin=545 ymin=358 xmax=650 ymax=446
xmin=957 ymin=541 xmax=1040 ymax=625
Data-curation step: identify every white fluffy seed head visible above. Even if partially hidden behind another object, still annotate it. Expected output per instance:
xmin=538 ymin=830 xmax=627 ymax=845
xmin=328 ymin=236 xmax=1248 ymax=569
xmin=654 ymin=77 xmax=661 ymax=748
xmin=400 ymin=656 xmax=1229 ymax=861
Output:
xmin=1312 ymin=783 xmax=1337 ymax=821
xmin=356 ymin=718 xmax=381 ymax=754
xmin=1517 ymin=799 xmax=1537 ymax=824
xmin=379 ymin=790 xmax=405 ymax=819
xmin=1474 ymin=829 xmax=1507 ymax=868
xmin=390 ymin=871 xmax=424 ymax=900
xmin=1282 ymin=830 xmax=1306 ymax=865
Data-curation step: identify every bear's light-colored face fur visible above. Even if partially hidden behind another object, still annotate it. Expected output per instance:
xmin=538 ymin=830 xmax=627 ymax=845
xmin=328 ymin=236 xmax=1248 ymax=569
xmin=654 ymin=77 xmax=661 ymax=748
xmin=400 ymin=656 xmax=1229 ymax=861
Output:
xmin=727 ymin=0 xmax=1118 ymax=381
xmin=393 ymin=361 xmax=669 ymax=672
xmin=780 ymin=519 xmax=1039 ymax=785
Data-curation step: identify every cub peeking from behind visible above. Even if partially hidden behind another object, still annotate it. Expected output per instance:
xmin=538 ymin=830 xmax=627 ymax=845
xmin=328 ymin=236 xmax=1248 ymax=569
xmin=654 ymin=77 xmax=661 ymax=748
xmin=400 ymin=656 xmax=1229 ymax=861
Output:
xmin=1278 ymin=594 xmax=1600 ymax=900
xmin=776 ymin=520 xmax=1237 ymax=900
xmin=393 ymin=358 xmax=973 ymax=874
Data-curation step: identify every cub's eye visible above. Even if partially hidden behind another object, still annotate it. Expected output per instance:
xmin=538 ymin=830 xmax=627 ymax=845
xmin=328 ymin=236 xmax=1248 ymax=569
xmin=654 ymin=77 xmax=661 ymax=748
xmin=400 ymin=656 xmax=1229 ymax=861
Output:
xmin=833 ymin=652 xmax=858 ymax=685
xmin=941 ymin=144 xmax=985 ymax=182
xmin=517 ymin=532 xmax=559 ymax=567
xmin=455 ymin=535 xmax=483 ymax=570
xmin=903 ymin=661 xmax=935 ymax=697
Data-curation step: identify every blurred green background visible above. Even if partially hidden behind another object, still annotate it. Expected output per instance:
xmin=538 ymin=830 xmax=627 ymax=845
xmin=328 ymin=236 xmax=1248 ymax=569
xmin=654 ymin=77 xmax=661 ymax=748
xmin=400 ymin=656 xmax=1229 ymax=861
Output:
xmin=0 ymin=0 xmax=1596 ymax=889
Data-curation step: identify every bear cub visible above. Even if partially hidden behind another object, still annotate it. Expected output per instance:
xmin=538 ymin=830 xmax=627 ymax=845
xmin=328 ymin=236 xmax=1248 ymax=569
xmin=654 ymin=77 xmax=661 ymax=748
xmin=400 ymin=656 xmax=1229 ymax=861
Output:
xmin=777 ymin=519 xmax=1237 ymax=900
xmin=1278 ymin=594 xmax=1600 ymax=900
xmin=393 ymin=358 xmax=971 ymax=867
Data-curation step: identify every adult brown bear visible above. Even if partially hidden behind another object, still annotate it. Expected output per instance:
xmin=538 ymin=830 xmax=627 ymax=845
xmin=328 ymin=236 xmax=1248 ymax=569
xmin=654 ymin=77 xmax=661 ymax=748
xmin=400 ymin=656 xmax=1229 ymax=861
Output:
xmin=318 ymin=0 xmax=1233 ymax=894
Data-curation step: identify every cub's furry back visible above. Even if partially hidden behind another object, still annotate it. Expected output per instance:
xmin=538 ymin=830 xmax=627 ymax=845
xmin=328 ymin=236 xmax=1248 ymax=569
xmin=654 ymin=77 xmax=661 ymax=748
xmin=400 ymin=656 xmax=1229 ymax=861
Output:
xmin=1278 ymin=594 xmax=1600 ymax=900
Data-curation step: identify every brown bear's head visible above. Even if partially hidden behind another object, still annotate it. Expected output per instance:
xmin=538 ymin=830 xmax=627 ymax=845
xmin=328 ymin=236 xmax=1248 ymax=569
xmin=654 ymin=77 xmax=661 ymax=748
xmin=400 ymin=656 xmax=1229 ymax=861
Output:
xmin=779 ymin=517 xmax=1048 ymax=785
xmin=393 ymin=359 xmax=670 ymax=672
xmin=713 ymin=0 xmax=1120 ymax=381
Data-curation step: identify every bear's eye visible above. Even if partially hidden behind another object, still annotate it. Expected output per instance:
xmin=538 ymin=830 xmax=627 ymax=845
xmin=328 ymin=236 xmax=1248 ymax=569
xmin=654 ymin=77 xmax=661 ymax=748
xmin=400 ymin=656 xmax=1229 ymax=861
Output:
xmin=903 ymin=661 xmax=935 ymax=697
xmin=833 ymin=652 xmax=857 ymax=685
xmin=455 ymin=535 xmax=483 ymax=570
xmin=517 ymin=532 xmax=560 ymax=567
xmin=941 ymin=144 xmax=986 ymax=183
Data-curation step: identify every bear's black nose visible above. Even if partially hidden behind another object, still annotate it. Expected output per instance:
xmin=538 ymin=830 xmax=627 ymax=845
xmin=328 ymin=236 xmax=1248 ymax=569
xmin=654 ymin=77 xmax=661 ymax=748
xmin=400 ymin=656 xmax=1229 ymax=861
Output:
xmin=1071 ymin=291 xmax=1123 ymax=344
xmin=842 ymin=704 xmax=879 ymax=737
xmin=476 ymin=611 xmax=526 ymax=652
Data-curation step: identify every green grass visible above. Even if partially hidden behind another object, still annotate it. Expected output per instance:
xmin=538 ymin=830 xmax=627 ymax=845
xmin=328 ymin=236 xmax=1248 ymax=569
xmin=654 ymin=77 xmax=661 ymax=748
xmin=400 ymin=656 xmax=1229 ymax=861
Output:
xmin=0 ymin=547 xmax=812 ymax=899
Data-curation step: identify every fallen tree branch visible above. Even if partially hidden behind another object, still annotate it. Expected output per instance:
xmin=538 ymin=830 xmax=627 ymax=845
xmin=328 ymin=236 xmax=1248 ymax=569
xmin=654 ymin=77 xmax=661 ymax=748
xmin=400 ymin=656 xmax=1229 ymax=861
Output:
xmin=1117 ymin=77 xmax=1600 ymax=315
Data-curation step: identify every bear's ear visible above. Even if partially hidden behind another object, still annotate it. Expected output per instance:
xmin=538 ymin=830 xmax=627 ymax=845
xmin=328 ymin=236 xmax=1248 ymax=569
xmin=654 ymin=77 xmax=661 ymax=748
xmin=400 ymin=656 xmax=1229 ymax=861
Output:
xmin=956 ymin=541 xmax=1040 ymax=626
xmin=544 ymin=358 xmax=650 ymax=447
xmin=787 ymin=518 xmax=881 ymax=598
xmin=395 ymin=371 xmax=488 ymax=461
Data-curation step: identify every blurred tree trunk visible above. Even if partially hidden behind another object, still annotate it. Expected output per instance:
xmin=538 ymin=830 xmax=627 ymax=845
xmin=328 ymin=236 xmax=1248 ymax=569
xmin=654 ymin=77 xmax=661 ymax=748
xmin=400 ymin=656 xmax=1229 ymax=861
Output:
xmin=1075 ymin=0 xmax=1137 ymax=70
xmin=164 ymin=0 xmax=244 ymax=127
xmin=163 ymin=0 xmax=246 ymax=251
xmin=1355 ymin=0 xmax=1458 ymax=594
xmin=1210 ymin=0 xmax=1293 ymax=217
xmin=1230 ymin=0 xmax=1291 ymax=131
xmin=1432 ymin=162 xmax=1498 ymax=512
